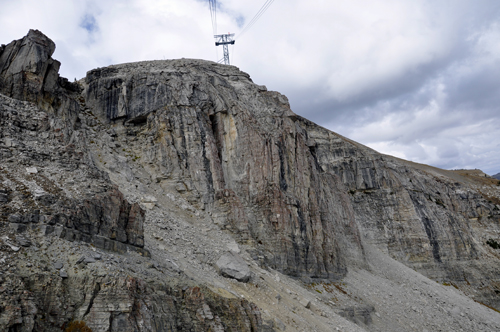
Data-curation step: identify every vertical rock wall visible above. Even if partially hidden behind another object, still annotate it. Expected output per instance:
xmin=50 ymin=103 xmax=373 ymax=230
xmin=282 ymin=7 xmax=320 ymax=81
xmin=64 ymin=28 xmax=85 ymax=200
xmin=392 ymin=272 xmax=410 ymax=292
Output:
xmin=84 ymin=61 xmax=367 ymax=280
xmin=305 ymin=118 xmax=500 ymax=307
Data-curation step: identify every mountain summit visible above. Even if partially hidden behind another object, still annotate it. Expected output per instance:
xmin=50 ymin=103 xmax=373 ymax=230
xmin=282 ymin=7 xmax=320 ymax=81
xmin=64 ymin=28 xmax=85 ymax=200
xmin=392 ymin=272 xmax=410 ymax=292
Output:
xmin=1 ymin=30 xmax=499 ymax=332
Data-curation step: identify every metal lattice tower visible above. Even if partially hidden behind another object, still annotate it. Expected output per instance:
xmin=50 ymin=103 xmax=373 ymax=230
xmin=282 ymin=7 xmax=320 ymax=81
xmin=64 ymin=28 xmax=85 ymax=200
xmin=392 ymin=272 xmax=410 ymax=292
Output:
xmin=214 ymin=33 xmax=235 ymax=65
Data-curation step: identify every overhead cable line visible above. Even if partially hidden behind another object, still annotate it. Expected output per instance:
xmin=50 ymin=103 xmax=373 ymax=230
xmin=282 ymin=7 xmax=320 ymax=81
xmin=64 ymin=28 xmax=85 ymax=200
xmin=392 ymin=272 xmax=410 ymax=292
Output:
xmin=237 ymin=0 xmax=275 ymax=39
xmin=208 ymin=0 xmax=217 ymax=36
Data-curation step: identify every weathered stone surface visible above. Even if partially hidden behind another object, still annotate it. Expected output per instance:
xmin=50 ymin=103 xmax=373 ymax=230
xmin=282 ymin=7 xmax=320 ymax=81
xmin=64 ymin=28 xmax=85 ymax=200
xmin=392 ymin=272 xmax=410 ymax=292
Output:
xmin=0 ymin=29 xmax=80 ymax=136
xmin=58 ymin=188 xmax=146 ymax=249
xmin=216 ymin=252 xmax=252 ymax=282
xmin=84 ymin=59 xmax=366 ymax=280
xmin=2 ymin=30 xmax=500 ymax=332
xmin=306 ymin=123 xmax=500 ymax=308
xmin=0 ymin=32 xmax=147 ymax=256
xmin=0 ymin=273 xmax=266 ymax=332
xmin=0 ymin=29 xmax=57 ymax=102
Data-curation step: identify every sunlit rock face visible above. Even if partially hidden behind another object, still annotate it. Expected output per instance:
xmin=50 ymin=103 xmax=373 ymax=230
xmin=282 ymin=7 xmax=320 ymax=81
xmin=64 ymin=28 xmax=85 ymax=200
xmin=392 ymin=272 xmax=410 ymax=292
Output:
xmin=311 ymin=125 xmax=500 ymax=307
xmin=84 ymin=59 xmax=367 ymax=280
xmin=1 ymin=29 xmax=500 ymax=332
xmin=83 ymin=55 xmax=500 ymax=309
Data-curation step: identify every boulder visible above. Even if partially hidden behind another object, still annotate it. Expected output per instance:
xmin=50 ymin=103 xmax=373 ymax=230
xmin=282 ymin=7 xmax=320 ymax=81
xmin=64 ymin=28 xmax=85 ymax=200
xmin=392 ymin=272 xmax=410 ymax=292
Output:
xmin=215 ymin=252 xmax=251 ymax=282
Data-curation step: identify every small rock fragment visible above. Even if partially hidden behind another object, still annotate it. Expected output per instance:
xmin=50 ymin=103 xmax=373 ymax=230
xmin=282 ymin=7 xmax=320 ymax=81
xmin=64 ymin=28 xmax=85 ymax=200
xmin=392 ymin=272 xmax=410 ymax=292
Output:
xmin=16 ymin=235 xmax=31 ymax=247
xmin=8 ymin=214 xmax=22 ymax=223
xmin=274 ymin=318 xmax=286 ymax=331
xmin=85 ymin=256 xmax=96 ymax=264
xmin=0 ymin=193 xmax=8 ymax=203
xmin=26 ymin=167 xmax=38 ymax=174
xmin=8 ymin=244 xmax=20 ymax=252
xmin=300 ymin=298 xmax=311 ymax=309
xmin=10 ymin=223 xmax=27 ymax=233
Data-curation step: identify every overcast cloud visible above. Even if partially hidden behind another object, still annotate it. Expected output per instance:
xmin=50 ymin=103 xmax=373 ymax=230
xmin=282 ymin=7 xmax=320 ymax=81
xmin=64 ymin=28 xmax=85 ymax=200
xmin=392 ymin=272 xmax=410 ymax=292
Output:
xmin=1 ymin=0 xmax=499 ymax=174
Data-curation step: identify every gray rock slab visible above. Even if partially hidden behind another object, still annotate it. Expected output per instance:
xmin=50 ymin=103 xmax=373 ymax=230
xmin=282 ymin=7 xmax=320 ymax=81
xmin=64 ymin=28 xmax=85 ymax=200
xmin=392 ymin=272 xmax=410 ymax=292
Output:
xmin=300 ymin=298 xmax=311 ymax=309
xmin=15 ymin=235 xmax=31 ymax=247
xmin=85 ymin=256 xmax=96 ymax=264
xmin=77 ymin=255 xmax=96 ymax=264
xmin=9 ymin=223 xmax=27 ymax=233
xmin=215 ymin=252 xmax=251 ymax=283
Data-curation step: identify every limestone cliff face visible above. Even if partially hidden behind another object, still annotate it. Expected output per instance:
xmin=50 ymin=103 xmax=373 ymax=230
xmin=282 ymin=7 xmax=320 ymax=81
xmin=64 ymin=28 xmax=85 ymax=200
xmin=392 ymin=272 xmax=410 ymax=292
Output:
xmin=82 ymin=60 xmax=500 ymax=307
xmin=0 ymin=32 xmax=269 ymax=332
xmin=306 ymin=121 xmax=500 ymax=307
xmin=84 ymin=60 xmax=366 ymax=280
xmin=0 ymin=29 xmax=80 ymax=127
xmin=2 ymin=30 xmax=500 ymax=332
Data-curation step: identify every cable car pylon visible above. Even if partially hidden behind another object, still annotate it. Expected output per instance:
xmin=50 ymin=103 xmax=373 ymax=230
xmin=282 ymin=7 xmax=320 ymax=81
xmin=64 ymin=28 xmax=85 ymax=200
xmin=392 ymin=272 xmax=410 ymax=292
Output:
xmin=214 ymin=33 xmax=235 ymax=65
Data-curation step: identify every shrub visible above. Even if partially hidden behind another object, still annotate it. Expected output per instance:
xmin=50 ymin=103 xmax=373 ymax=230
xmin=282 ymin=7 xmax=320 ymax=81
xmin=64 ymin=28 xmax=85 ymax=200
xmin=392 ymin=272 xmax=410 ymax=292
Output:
xmin=65 ymin=321 xmax=92 ymax=332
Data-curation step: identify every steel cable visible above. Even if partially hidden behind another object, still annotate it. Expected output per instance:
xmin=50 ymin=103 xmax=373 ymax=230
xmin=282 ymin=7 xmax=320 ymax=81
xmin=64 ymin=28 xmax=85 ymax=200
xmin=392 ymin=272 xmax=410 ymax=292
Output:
xmin=237 ymin=0 xmax=275 ymax=39
xmin=209 ymin=0 xmax=217 ymax=36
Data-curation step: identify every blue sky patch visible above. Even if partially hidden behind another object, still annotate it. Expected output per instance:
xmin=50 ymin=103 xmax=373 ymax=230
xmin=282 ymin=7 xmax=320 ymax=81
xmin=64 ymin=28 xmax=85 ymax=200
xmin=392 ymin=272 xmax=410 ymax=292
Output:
xmin=80 ymin=14 xmax=97 ymax=33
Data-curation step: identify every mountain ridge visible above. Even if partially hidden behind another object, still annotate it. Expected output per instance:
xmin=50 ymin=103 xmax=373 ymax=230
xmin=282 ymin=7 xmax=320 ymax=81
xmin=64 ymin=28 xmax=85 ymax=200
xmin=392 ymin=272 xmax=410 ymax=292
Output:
xmin=1 ymin=29 xmax=500 ymax=332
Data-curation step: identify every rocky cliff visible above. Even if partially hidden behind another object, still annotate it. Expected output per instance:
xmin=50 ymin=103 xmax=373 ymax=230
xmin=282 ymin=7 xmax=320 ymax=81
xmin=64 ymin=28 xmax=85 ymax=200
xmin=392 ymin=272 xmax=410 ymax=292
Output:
xmin=1 ymin=30 xmax=500 ymax=332
xmin=0 ymin=30 xmax=269 ymax=332
xmin=83 ymin=59 xmax=366 ymax=281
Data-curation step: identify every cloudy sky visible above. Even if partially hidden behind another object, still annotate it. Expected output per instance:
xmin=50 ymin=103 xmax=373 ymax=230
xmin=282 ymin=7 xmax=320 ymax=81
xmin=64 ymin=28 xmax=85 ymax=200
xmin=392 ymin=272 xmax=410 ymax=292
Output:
xmin=1 ymin=0 xmax=499 ymax=175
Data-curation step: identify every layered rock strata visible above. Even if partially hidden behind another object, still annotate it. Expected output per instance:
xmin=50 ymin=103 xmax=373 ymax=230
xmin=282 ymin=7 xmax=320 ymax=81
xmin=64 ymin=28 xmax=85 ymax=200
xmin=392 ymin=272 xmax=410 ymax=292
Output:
xmin=84 ymin=60 xmax=366 ymax=281
xmin=0 ymin=31 xmax=270 ymax=331
xmin=0 ymin=234 xmax=266 ymax=332
xmin=306 ymin=124 xmax=500 ymax=308
xmin=1 ymin=29 xmax=500 ymax=331
xmin=82 ymin=58 xmax=500 ymax=308
xmin=0 ymin=82 xmax=147 ymax=256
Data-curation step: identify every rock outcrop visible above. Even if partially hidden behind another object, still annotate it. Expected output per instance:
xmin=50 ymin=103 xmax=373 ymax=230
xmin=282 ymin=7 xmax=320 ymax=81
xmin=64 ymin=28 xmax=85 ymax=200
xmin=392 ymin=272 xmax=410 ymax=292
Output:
xmin=1 ymin=30 xmax=500 ymax=332
xmin=83 ymin=60 xmax=366 ymax=281
xmin=82 ymin=58 xmax=500 ymax=308
xmin=0 ymin=31 xmax=271 ymax=332
xmin=0 ymin=29 xmax=80 ymax=129
xmin=309 ymin=131 xmax=500 ymax=307
xmin=0 ymin=272 xmax=264 ymax=332
xmin=0 ymin=92 xmax=147 ymax=256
